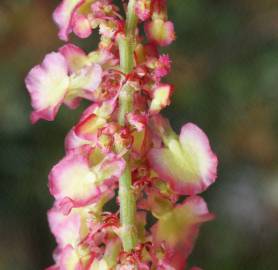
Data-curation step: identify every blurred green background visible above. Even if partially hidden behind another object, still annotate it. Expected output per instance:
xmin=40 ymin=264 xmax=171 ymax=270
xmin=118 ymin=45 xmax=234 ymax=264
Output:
xmin=1 ymin=0 xmax=278 ymax=269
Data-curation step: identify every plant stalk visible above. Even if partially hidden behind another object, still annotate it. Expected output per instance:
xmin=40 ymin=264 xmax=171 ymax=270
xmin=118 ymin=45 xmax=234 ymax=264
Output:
xmin=118 ymin=0 xmax=138 ymax=252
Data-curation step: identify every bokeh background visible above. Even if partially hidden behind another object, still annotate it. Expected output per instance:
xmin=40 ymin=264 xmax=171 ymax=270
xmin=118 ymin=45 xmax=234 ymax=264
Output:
xmin=1 ymin=0 xmax=278 ymax=269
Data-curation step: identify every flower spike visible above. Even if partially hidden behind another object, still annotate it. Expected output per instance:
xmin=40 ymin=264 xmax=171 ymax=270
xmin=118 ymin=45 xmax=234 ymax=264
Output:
xmin=25 ymin=0 xmax=219 ymax=269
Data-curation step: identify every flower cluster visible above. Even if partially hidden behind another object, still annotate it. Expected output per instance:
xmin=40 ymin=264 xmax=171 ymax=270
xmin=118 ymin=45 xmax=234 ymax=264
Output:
xmin=25 ymin=0 xmax=218 ymax=269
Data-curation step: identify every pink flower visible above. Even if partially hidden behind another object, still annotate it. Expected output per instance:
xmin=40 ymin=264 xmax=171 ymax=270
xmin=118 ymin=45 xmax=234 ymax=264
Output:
xmin=25 ymin=48 xmax=102 ymax=123
xmin=148 ymin=117 xmax=218 ymax=195
xmin=53 ymin=0 xmax=121 ymax=41
xmin=152 ymin=196 xmax=214 ymax=247
xmin=48 ymin=206 xmax=85 ymax=248
xmin=59 ymin=43 xmax=88 ymax=72
xmin=65 ymin=97 xmax=118 ymax=153
xmin=49 ymin=151 xmax=125 ymax=212
xmin=51 ymin=244 xmax=84 ymax=270
xmin=145 ymin=19 xmax=175 ymax=46
xmin=53 ymin=0 xmax=91 ymax=41
xmin=152 ymin=196 xmax=214 ymax=269
xmin=25 ymin=52 xmax=69 ymax=123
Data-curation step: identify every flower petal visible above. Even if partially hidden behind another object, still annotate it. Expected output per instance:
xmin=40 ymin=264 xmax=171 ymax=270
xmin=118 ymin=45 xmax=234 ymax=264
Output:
xmin=59 ymin=245 xmax=83 ymax=270
xmin=49 ymin=152 xmax=125 ymax=209
xmin=150 ymin=84 xmax=173 ymax=114
xmin=148 ymin=123 xmax=218 ymax=195
xmin=89 ymin=259 xmax=109 ymax=270
xmin=25 ymin=52 xmax=69 ymax=123
xmin=69 ymin=64 xmax=102 ymax=99
xmin=145 ymin=19 xmax=175 ymax=46
xmin=48 ymin=207 xmax=82 ymax=248
xmin=49 ymin=153 xmax=100 ymax=207
xmin=72 ymin=13 xmax=92 ymax=39
xmin=65 ymin=128 xmax=93 ymax=154
xmin=53 ymin=0 xmax=82 ymax=41
xmin=152 ymin=196 xmax=214 ymax=258
xmin=96 ymin=153 xmax=126 ymax=182
xmin=75 ymin=113 xmax=106 ymax=142
xmin=59 ymin=44 xmax=88 ymax=73
xmin=179 ymin=123 xmax=218 ymax=190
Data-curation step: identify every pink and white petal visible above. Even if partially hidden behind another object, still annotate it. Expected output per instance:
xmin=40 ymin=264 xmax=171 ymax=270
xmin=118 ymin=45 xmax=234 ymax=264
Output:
xmin=81 ymin=64 xmax=102 ymax=91
xmin=59 ymin=245 xmax=83 ymax=270
xmin=152 ymin=196 xmax=214 ymax=252
xmin=25 ymin=52 xmax=69 ymax=123
xmin=148 ymin=147 xmax=189 ymax=193
xmin=88 ymin=49 xmax=117 ymax=66
xmin=179 ymin=123 xmax=218 ymax=188
xmin=53 ymin=0 xmax=82 ymax=41
xmin=182 ymin=196 xmax=215 ymax=222
xmin=99 ymin=22 xmax=117 ymax=39
xmin=74 ymin=113 xmax=106 ymax=141
xmin=145 ymin=19 xmax=175 ymax=47
xmin=72 ymin=13 xmax=92 ymax=39
xmin=89 ymin=259 xmax=109 ymax=270
xmin=80 ymin=103 xmax=100 ymax=121
xmin=150 ymin=84 xmax=173 ymax=114
xmin=49 ymin=153 xmax=100 ymax=206
xmin=59 ymin=44 xmax=88 ymax=73
xmin=78 ymin=96 xmax=117 ymax=122
xmin=93 ymin=95 xmax=119 ymax=118
xmin=30 ymin=105 xmax=60 ymax=124
xmin=69 ymin=64 xmax=102 ymax=98
xmin=48 ymin=207 xmax=81 ymax=247
xmin=96 ymin=154 xmax=126 ymax=182
xmin=65 ymin=128 xmax=92 ymax=154
xmin=148 ymin=123 xmax=218 ymax=195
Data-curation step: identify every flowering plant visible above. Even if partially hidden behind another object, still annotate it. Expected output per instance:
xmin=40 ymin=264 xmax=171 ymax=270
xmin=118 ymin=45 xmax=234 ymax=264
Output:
xmin=25 ymin=0 xmax=218 ymax=269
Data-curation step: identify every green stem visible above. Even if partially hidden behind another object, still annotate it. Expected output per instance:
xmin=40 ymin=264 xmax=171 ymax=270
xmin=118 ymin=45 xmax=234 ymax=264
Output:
xmin=119 ymin=161 xmax=137 ymax=251
xmin=118 ymin=0 xmax=138 ymax=252
xmin=118 ymin=83 xmax=134 ymax=126
xmin=118 ymin=36 xmax=135 ymax=76
xmin=126 ymin=0 xmax=138 ymax=37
